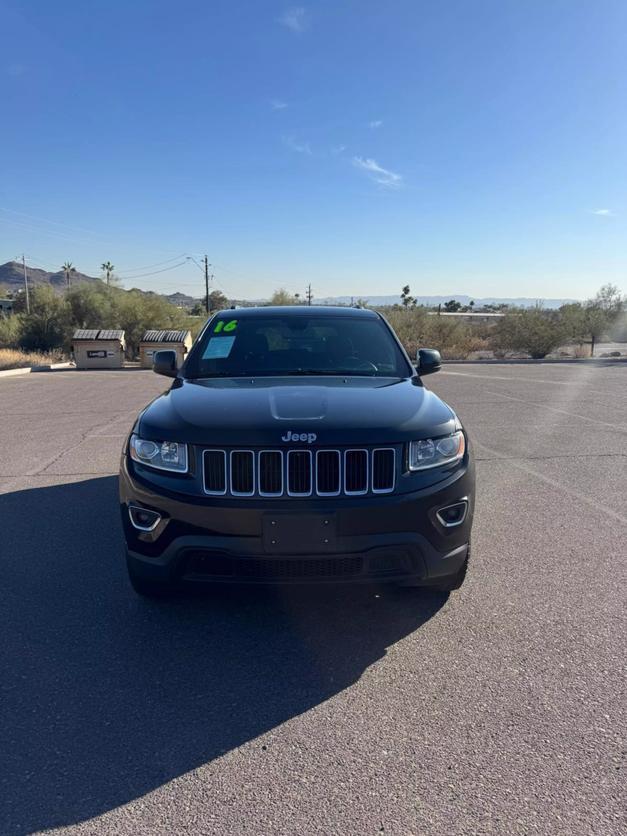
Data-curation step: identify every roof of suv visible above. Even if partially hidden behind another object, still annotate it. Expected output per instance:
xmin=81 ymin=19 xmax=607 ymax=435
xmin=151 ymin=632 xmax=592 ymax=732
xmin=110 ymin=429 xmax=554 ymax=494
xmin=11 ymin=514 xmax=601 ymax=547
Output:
xmin=215 ymin=305 xmax=379 ymax=318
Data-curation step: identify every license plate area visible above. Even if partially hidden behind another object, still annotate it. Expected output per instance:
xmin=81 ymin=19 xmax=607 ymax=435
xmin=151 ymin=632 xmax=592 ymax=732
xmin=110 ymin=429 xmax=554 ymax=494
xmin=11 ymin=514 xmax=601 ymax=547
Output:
xmin=262 ymin=513 xmax=337 ymax=554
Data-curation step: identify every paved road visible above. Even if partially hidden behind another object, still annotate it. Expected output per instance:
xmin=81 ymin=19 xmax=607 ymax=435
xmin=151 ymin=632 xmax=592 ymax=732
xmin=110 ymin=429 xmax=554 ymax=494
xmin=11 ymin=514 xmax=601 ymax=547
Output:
xmin=1 ymin=365 xmax=625 ymax=835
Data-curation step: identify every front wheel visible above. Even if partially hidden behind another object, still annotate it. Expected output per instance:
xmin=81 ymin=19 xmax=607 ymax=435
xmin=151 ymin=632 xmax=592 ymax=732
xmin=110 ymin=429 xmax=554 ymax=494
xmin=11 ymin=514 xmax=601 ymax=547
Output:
xmin=126 ymin=553 xmax=177 ymax=599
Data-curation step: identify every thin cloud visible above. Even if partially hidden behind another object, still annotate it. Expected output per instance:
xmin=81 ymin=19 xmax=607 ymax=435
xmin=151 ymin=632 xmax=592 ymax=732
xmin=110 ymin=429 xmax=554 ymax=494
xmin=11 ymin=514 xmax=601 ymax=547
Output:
xmin=591 ymin=208 xmax=614 ymax=216
xmin=270 ymin=99 xmax=288 ymax=110
xmin=332 ymin=144 xmax=347 ymax=155
xmin=283 ymin=135 xmax=312 ymax=154
xmin=352 ymin=156 xmax=403 ymax=189
xmin=278 ymin=7 xmax=309 ymax=33
xmin=369 ymin=120 xmax=383 ymax=129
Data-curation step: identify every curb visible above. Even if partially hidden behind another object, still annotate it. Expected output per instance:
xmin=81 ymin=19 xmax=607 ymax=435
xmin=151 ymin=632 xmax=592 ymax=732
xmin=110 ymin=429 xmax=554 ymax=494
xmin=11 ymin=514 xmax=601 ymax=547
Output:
xmin=32 ymin=362 xmax=75 ymax=372
xmin=0 ymin=366 xmax=32 ymax=378
xmin=0 ymin=362 xmax=74 ymax=378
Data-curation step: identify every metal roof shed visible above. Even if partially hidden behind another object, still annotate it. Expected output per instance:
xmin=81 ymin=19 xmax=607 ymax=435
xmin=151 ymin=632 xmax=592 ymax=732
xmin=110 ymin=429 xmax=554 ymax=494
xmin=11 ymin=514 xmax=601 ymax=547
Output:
xmin=72 ymin=329 xmax=126 ymax=369
xmin=139 ymin=329 xmax=193 ymax=368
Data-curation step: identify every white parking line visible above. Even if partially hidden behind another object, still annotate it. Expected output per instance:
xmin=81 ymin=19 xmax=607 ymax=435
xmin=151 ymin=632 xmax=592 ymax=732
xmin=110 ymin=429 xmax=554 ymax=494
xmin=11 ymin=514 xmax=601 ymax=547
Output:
xmin=442 ymin=370 xmax=627 ymax=397
xmin=475 ymin=440 xmax=627 ymax=526
xmin=481 ymin=388 xmax=627 ymax=432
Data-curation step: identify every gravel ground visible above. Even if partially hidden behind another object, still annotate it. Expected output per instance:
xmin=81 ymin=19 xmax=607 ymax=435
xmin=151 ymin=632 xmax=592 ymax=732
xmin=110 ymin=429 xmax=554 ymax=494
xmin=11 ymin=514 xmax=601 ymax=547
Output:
xmin=1 ymin=364 xmax=625 ymax=835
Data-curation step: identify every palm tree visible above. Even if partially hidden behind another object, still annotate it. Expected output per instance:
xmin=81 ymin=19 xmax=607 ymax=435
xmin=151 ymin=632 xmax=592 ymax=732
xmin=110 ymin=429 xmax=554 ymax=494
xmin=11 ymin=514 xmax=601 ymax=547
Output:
xmin=101 ymin=261 xmax=115 ymax=286
xmin=62 ymin=261 xmax=76 ymax=290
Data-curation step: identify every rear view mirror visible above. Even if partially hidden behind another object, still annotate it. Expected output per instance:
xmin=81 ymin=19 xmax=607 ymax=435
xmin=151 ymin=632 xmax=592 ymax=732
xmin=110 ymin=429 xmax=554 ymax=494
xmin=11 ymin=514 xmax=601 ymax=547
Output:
xmin=153 ymin=350 xmax=178 ymax=378
xmin=417 ymin=348 xmax=442 ymax=376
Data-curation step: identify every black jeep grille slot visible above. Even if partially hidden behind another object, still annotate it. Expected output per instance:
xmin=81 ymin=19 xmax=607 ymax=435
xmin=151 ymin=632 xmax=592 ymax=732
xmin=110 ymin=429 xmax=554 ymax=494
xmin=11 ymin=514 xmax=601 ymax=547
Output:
xmin=344 ymin=450 xmax=368 ymax=494
xmin=259 ymin=451 xmax=283 ymax=495
xmin=372 ymin=449 xmax=395 ymax=493
xmin=230 ymin=450 xmax=254 ymax=495
xmin=202 ymin=447 xmax=395 ymax=497
xmin=316 ymin=450 xmax=340 ymax=495
xmin=203 ymin=450 xmax=226 ymax=494
xmin=288 ymin=450 xmax=312 ymax=495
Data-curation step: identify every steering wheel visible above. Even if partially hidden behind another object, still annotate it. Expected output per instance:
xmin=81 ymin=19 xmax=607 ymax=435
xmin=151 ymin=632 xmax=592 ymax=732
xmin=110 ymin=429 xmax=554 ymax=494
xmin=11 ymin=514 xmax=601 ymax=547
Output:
xmin=340 ymin=357 xmax=378 ymax=374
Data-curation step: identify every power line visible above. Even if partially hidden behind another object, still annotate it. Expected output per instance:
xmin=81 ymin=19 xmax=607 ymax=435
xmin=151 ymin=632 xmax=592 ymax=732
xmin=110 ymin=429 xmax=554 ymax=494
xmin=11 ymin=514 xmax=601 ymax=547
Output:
xmin=0 ymin=206 xmax=109 ymax=239
xmin=115 ymin=253 xmax=189 ymax=276
xmin=117 ymin=261 xmax=189 ymax=280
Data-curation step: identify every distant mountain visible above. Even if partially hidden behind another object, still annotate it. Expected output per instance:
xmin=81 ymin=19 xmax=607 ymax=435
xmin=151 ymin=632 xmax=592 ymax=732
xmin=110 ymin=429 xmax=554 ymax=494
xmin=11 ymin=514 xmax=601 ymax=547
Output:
xmin=0 ymin=261 xmax=578 ymax=310
xmin=165 ymin=292 xmax=198 ymax=308
xmin=0 ymin=260 xmax=101 ymax=291
xmin=313 ymin=294 xmax=578 ymax=309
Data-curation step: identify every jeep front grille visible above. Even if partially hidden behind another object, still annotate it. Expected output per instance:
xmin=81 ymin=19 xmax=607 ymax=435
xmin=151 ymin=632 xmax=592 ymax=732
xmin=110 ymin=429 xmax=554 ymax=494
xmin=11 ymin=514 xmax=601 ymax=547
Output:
xmin=202 ymin=447 xmax=395 ymax=498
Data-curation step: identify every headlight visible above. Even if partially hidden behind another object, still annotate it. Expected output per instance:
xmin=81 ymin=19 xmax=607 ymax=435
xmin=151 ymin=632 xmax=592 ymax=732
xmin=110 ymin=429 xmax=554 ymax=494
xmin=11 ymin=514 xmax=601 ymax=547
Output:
xmin=129 ymin=434 xmax=188 ymax=473
xmin=408 ymin=430 xmax=465 ymax=471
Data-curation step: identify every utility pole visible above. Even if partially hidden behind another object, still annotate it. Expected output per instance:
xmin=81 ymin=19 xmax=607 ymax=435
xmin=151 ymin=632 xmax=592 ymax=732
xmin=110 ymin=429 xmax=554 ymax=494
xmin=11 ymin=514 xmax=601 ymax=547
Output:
xmin=22 ymin=254 xmax=30 ymax=313
xmin=306 ymin=283 xmax=313 ymax=306
xmin=203 ymin=255 xmax=211 ymax=314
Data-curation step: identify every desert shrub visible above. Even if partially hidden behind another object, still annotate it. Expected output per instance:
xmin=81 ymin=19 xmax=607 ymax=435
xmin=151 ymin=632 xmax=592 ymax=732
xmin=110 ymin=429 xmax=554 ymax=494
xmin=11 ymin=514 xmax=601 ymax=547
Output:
xmin=381 ymin=307 xmax=487 ymax=359
xmin=493 ymin=307 xmax=566 ymax=359
xmin=380 ymin=307 xmax=429 ymax=358
xmin=0 ymin=314 xmax=22 ymax=348
xmin=269 ymin=288 xmax=301 ymax=305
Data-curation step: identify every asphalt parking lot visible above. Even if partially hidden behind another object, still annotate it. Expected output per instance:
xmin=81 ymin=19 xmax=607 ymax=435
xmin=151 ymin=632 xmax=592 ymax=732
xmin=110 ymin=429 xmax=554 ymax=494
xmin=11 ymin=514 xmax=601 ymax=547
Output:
xmin=1 ymin=363 xmax=625 ymax=835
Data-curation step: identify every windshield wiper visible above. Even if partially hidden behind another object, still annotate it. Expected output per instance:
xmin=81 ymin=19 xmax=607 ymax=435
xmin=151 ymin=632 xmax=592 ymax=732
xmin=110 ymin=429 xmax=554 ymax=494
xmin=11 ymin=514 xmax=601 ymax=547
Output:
xmin=188 ymin=372 xmax=252 ymax=379
xmin=283 ymin=369 xmax=376 ymax=376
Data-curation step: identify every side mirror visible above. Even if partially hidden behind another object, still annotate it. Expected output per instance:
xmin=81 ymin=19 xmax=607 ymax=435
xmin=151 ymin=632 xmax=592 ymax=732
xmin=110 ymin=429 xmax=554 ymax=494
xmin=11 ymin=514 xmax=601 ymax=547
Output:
xmin=153 ymin=349 xmax=178 ymax=378
xmin=417 ymin=348 xmax=442 ymax=376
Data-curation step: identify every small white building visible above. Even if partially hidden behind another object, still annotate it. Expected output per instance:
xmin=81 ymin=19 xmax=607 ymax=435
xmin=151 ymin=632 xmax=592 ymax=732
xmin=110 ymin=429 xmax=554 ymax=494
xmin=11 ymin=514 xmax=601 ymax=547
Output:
xmin=427 ymin=311 xmax=505 ymax=324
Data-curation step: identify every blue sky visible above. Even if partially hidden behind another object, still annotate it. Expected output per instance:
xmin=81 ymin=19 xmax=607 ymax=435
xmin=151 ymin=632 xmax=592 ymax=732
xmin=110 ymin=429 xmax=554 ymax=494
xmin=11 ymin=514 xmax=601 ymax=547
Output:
xmin=1 ymin=0 xmax=625 ymax=300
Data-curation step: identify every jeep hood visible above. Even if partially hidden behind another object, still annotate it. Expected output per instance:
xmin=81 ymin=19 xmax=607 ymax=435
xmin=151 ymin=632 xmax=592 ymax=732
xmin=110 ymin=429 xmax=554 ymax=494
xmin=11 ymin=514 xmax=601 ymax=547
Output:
xmin=137 ymin=376 xmax=457 ymax=446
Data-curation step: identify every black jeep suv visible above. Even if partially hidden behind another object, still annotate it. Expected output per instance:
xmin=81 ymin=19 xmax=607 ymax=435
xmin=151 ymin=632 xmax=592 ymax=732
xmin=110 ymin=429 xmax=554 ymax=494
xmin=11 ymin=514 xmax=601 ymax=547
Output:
xmin=119 ymin=306 xmax=474 ymax=597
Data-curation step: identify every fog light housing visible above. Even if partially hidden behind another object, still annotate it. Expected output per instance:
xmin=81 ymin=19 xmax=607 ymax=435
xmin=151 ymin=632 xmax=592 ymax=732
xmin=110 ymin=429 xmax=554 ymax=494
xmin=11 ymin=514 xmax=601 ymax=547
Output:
xmin=436 ymin=500 xmax=468 ymax=528
xmin=128 ymin=505 xmax=161 ymax=532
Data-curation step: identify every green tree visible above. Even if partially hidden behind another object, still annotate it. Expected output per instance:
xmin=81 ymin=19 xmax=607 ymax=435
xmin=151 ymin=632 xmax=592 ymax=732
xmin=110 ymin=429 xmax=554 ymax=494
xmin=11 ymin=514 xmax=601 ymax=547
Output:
xmin=62 ymin=261 xmax=76 ymax=290
xmin=208 ymin=289 xmax=229 ymax=311
xmin=400 ymin=285 xmax=415 ymax=307
xmin=18 ymin=285 xmax=70 ymax=351
xmin=585 ymin=283 xmax=626 ymax=355
xmin=269 ymin=288 xmax=299 ymax=305
xmin=443 ymin=299 xmax=462 ymax=312
xmin=561 ymin=285 xmax=626 ymax=355
xmin=101 ymin=261 xmax=116 ymax=286
xmin=66 ymin=283 xmax=116 ymax=330
xmin=114 ymin=290 xmax=188 ymax=358
xmin=0 ymin=313 xmax=22 ymax=347
xmin=190 ymin=301 xmax=206 ymax=316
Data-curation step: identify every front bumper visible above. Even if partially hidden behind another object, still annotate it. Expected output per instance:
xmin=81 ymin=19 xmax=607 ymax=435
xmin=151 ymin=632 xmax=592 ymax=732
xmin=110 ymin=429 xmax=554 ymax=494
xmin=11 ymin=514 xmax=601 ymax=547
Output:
xmin=119 ymin=456 xmax=475 ymax=586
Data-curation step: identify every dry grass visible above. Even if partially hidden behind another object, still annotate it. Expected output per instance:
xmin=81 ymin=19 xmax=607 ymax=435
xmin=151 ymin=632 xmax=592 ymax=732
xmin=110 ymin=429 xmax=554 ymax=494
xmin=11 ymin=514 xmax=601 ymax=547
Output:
xmin=0 ymin=348 xmax=65 ymax=371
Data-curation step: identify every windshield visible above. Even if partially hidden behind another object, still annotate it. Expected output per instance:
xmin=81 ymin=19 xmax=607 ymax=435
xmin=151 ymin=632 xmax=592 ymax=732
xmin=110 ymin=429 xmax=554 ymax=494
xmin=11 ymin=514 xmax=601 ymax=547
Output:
xmin=184 ymin=314 xmax=411 ymax=379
